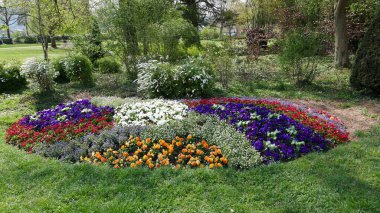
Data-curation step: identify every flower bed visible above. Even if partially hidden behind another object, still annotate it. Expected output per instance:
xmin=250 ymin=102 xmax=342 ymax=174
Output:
xmin=85 ymin=135 xmax=228 ymax=169
xmin=5 ymin=97 xmax=349 ymax=169
xmin=114 ymin=99 xmax=188 ymax=126
xmin=6 ymin=99 xmax=114 ymax=151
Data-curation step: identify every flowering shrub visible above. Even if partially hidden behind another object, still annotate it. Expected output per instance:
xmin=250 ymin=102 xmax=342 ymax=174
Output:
xmin=85 ymin=135 xmax=228 ymax=169
xmin=136 ymin=57 xmax=214 ymax=98
xmin=114 ymin=99 xmax=188 ymax=127
xmin=186 ymin=98 xmax=349 ymax=163
xmin=20 ymin=58 xmax=57 ymax=91
xmin=6 ymin=99 xmax=114 ymax=151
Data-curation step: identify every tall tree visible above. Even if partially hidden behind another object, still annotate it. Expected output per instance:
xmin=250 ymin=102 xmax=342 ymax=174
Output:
xmin=0 ymin=0 xmax=20 ymax=38
xmin=334 ymin=0 xmax=350 ymax=68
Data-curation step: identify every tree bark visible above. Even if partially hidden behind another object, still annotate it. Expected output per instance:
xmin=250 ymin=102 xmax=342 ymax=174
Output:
xmin=334 ymin=0 xmax=350 ymax=68
xmin=50 ymin=35 xmax=57 ymax=48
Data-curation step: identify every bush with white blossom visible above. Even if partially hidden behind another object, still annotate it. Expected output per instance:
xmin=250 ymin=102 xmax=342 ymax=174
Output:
xmin=136 ymin=56 xmax=215 ymax=99
xmin=20 ymin=58 xmax=57 ymax=91
xmin=114 ymin=99 xmax=188 ymax=127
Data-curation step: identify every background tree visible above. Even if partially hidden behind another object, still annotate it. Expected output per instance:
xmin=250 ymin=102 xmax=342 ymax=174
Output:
xmin=0 ymin=0 xmax=21 ymax=39
xmin=334 ymin=0 xmax=349 ymax=68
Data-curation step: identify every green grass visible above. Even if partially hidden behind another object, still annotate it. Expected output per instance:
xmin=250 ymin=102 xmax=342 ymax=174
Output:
xmin=0 ymin=89 xmax=379 ymax=212
xmin=0 ymin=44 xmax=69 ymax=61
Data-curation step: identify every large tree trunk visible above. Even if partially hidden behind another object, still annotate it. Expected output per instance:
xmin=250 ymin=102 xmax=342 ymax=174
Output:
xmin=334 ymin=0 xmax=350 ymax=68
xmin=6 ymin=27 xmax=11 ymax=39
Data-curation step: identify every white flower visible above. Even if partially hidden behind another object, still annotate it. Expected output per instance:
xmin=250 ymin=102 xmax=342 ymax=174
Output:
xmin=114 ymin=99 xmax=188 ymax=127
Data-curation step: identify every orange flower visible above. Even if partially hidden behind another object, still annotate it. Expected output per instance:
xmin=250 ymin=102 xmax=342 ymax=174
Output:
xmin=114 ymin=165 xmax=120 ymax=169
xmin=221 ymin=157 xmax=228 ymax=164
xmin=130 ymin=163 xmax=137 ymax=168
xmin=161 ymin=159 xmax=169 ymax=166
xmin=177 ymin=158 xmax=183 ymax=163
xmin=191 ymin=161 xmax=198 ymax=167
xmin=136 ymin=141 xmax=142 ymax=146
xmin=112 ymin=159 xmax=119 ymax=164
xmin=135 ymin=137 xmax=140 ymax=141
xmin=137 ymin=159 xmax=143 ymax=165
xmin=181 ymin=148 xmax=187 ymax=153
xmin=176 ymin=141 xmax=182 ymax=147
xmin=196 ymin=149 xmax=204 ymax=155
xmin=187 ymin=135 xmax=192 ymax=140
xmin=146 ymin=138 xmax=152 ymax=143
xmin=149 ymin=163 xmax=155 ymax=169
xmin=209 ymin=163 xmax=215 ymax=169
xmin=147 ymin=152 xmax=154 ymax=158
xmin=201 ymin=140 xmax=209 ymax=149
xmin=142 ymin=144 xmax=148 ymax=150
xmin=168 ymin=145 xmax=174 ymax=154
xmin=216 ymin=149 xmax=222 ymax=155
xmin=153 ymin=144 xmax=161 ymax=150
xmin=122 ymin=152 xmax=128 ymax=157
xmin=175 ymin=164 xmax=181 ymax=170
xmin=101 ymin=157 xmax=107 ymax=163
xmin=146 ymin=159 xmax=152 ymax=165
xmin=216 ymin=163 xmax=223 ymax=167
xmin=162 ymin=150 xmax=168 ymax=156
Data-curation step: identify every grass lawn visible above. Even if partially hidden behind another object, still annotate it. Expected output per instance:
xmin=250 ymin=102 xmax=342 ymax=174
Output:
xmin=0 ymin=43 xmax=69 ymax=62
xmin=0 ymin=86 xmax=379 ymax=212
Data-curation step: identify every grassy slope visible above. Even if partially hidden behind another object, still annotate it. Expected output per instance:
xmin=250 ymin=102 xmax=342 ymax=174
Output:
xmin=0 ymin=44 xmax=68 ymax=61
xmin=0 ymin=94 xmax=379 ymax=212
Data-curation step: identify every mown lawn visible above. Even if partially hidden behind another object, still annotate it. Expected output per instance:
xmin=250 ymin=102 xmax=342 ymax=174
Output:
xmin=0 ymin=92 xmax=379 ymax=212
xmin=0 ymin=44 xmax=68 ymax=61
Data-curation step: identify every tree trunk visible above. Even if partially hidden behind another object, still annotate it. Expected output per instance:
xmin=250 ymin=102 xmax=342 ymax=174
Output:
xmin=51 ymin=36 xmax=57 ymax=48
xmin=6 ymin=27 xmax=11 ymax=39
xmin=334 ymin=0 xmax=350 ymax=68
xmin=219 ymin=22 xmax=224 ymax=39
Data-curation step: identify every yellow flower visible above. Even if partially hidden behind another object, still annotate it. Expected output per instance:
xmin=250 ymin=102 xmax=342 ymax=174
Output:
xmin=187 ymin=135 xmax=192 ymax=140
xmin=209 ymin=163 xmax=215 ymax=169
xmin=149 ymin=163 xmax=155 ymax=169
xmin=130 ymin=163 xmax=137 ymax=168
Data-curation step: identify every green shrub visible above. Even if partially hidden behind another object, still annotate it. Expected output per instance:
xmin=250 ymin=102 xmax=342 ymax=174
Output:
xmin=96 ymin=57 xmax=122 ymax=74
xmin=350 ymin=11 xmax=380 ymax=94
xmin=52 ymin=57 xmax=70 ymax=83
xmin=279 ymin=31 xmax=322 ymax=85
xmin=64 ymin=55 xmax=94 ymax=86
xmin=0 ymin=38 xmax=13 ymax=44
xmin=140 ymin=113 xmax=262 ymax=169
xmin=200 ymin=26 xmax=220 ymax=40
xmin=136 ymin=57 xmax=215 ymax=98
xmin=0 ymin=62 xmax=27 ymax=92
xmin=15 ymin=36 xmax=38 ymax=44
xmin=20 ymin=58 xmax=57 ymax=91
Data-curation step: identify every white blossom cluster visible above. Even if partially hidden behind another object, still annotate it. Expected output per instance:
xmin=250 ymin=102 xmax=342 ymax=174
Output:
xmin=114 ymin=99 xmax=189 ymax=127
xmin=20 ymin=58 xmax=57 ymax=90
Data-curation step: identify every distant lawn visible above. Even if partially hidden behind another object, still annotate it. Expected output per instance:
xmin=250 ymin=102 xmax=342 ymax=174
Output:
xmin=0 ymin=43 xmax=69 ymax=62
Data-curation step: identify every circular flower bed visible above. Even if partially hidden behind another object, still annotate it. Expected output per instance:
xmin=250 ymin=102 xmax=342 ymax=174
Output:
xmin=5 ymin=97 xmax=349 ymax=169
